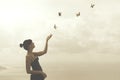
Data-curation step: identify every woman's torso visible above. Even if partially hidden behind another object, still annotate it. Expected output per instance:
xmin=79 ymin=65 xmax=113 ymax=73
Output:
xmin=31 ymin=56 xmax=43 ymax=71
xmin=26 ymin=53 xmax=44 ymax=80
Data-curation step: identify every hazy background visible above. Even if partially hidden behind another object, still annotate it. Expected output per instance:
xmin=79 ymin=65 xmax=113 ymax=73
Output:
xmin=0 ymin=0 xmax=120 ymax=80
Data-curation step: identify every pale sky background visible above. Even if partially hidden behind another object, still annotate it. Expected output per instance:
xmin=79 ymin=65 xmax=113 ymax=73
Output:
xmin=0 ymin=0 xmax=120 ymax=80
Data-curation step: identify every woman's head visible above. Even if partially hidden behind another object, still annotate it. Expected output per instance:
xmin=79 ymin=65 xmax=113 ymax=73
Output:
xmin=20 ymin=39 xmax=35 ymax=51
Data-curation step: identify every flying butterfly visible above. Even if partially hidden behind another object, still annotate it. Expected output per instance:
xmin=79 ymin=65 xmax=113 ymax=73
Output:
xmin=76 ymin=12 xmax=80 ymax=17
xmin=54 ymin=24 xmax=57 ymax=30
xmin=58 ymin=12 xmax=62 ymax=16
xmin=91 ymin=4 xmax=95 ymax=8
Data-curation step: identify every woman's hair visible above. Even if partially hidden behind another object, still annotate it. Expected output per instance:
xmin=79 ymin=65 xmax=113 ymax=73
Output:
xmin=20 ymin=39 xmax=32 ymax=51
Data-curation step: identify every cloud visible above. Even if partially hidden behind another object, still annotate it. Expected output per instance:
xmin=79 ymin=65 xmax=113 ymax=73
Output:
xmin=0 ymin=66 xmax=6 ymax=70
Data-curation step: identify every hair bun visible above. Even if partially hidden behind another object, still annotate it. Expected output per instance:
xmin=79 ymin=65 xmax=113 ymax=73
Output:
xmin=20 ymin=43 xmax=23 ymax=48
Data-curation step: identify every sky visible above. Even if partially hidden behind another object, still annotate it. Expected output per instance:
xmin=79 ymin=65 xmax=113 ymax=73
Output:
xmin=0 ymin=0 xmax=120 ymax=63
xmin=0 ymin=0 xmax=120 ymax=80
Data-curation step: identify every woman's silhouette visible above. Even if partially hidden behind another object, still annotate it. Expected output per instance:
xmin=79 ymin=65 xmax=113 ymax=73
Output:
xmin=20 ymin=34 xmax=52 ymax=80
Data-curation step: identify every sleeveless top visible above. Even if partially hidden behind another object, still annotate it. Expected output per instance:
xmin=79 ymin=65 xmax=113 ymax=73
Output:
xmin=31 ymin=57 xmax=44 ymax=80
xmin=31 ymin=57 xmax=43 ymax=71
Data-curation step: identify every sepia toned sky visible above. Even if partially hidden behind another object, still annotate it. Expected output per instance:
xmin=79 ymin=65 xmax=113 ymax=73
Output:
xmin=0 ymin=0 xmax=120 ymax=80
xmin=0 ymin=0 xmax=120 ymax=68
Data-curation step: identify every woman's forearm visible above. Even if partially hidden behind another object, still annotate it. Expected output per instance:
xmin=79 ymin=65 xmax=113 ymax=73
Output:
xmin=32 ymin=40 xmax=49 ymax=56
xmin=42 ymin=34 xmax=52 ymax=54
xmin=34 ymin=34 xmax=52 ymax=56
xmin=27 ymin=70 xmax=43 ymax=74
xmin=43 ymin=40 xmax=48 ymax=54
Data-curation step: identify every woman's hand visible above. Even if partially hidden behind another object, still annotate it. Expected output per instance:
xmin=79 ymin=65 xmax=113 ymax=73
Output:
xmin=46 ymin=34 xmax=52 ymax=42
xmin=41 ymin=72 xmax=47 ymax=78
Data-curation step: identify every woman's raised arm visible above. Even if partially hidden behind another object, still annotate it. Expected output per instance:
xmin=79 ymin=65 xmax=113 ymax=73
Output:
xmin=33 ymin=34 xmax=52 ymax=56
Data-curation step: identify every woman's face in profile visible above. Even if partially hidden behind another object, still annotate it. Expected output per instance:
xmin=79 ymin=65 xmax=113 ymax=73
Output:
xmin=30 ymin=42 xmax=35 ymax=49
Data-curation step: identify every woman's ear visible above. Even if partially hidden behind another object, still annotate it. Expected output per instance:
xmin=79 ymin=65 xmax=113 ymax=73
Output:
xmin=28 ymin=44 xmax=31 ymax=50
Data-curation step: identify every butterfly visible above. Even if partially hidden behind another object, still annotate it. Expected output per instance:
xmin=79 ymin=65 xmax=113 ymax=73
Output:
xmin=58 ymin=12 xmax=61 ymax=16
xmin=91 ymin=4 xmax=95 ymax=8
xmin=54 ymin=24 xmax=57 ymax=29
xmin=76 ymin=12 xmax=80 ymax=17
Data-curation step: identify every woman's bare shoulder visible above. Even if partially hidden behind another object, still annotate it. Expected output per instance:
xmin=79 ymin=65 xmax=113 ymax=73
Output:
xmin=26 ymin=54 xmax=35 ymax=62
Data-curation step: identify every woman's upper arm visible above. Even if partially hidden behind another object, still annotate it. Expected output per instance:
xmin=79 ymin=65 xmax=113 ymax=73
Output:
xmin=33 ymin=51 xmax=46 ymax=56
xmin=26 ymin=56 xmax=32 ymax=74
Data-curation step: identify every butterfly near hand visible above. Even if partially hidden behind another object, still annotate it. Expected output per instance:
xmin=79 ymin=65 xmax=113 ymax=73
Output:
xmin=54 ymin=24 xmax=57 ymax=30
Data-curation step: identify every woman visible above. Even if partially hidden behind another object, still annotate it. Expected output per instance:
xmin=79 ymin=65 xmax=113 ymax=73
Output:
xmin=20 ymin=34 xmax=52 ymax=80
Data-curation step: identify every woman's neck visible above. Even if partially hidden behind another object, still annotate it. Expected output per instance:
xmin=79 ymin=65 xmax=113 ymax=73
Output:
xmin=27 ymin=48 xmax=33 ymax=55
